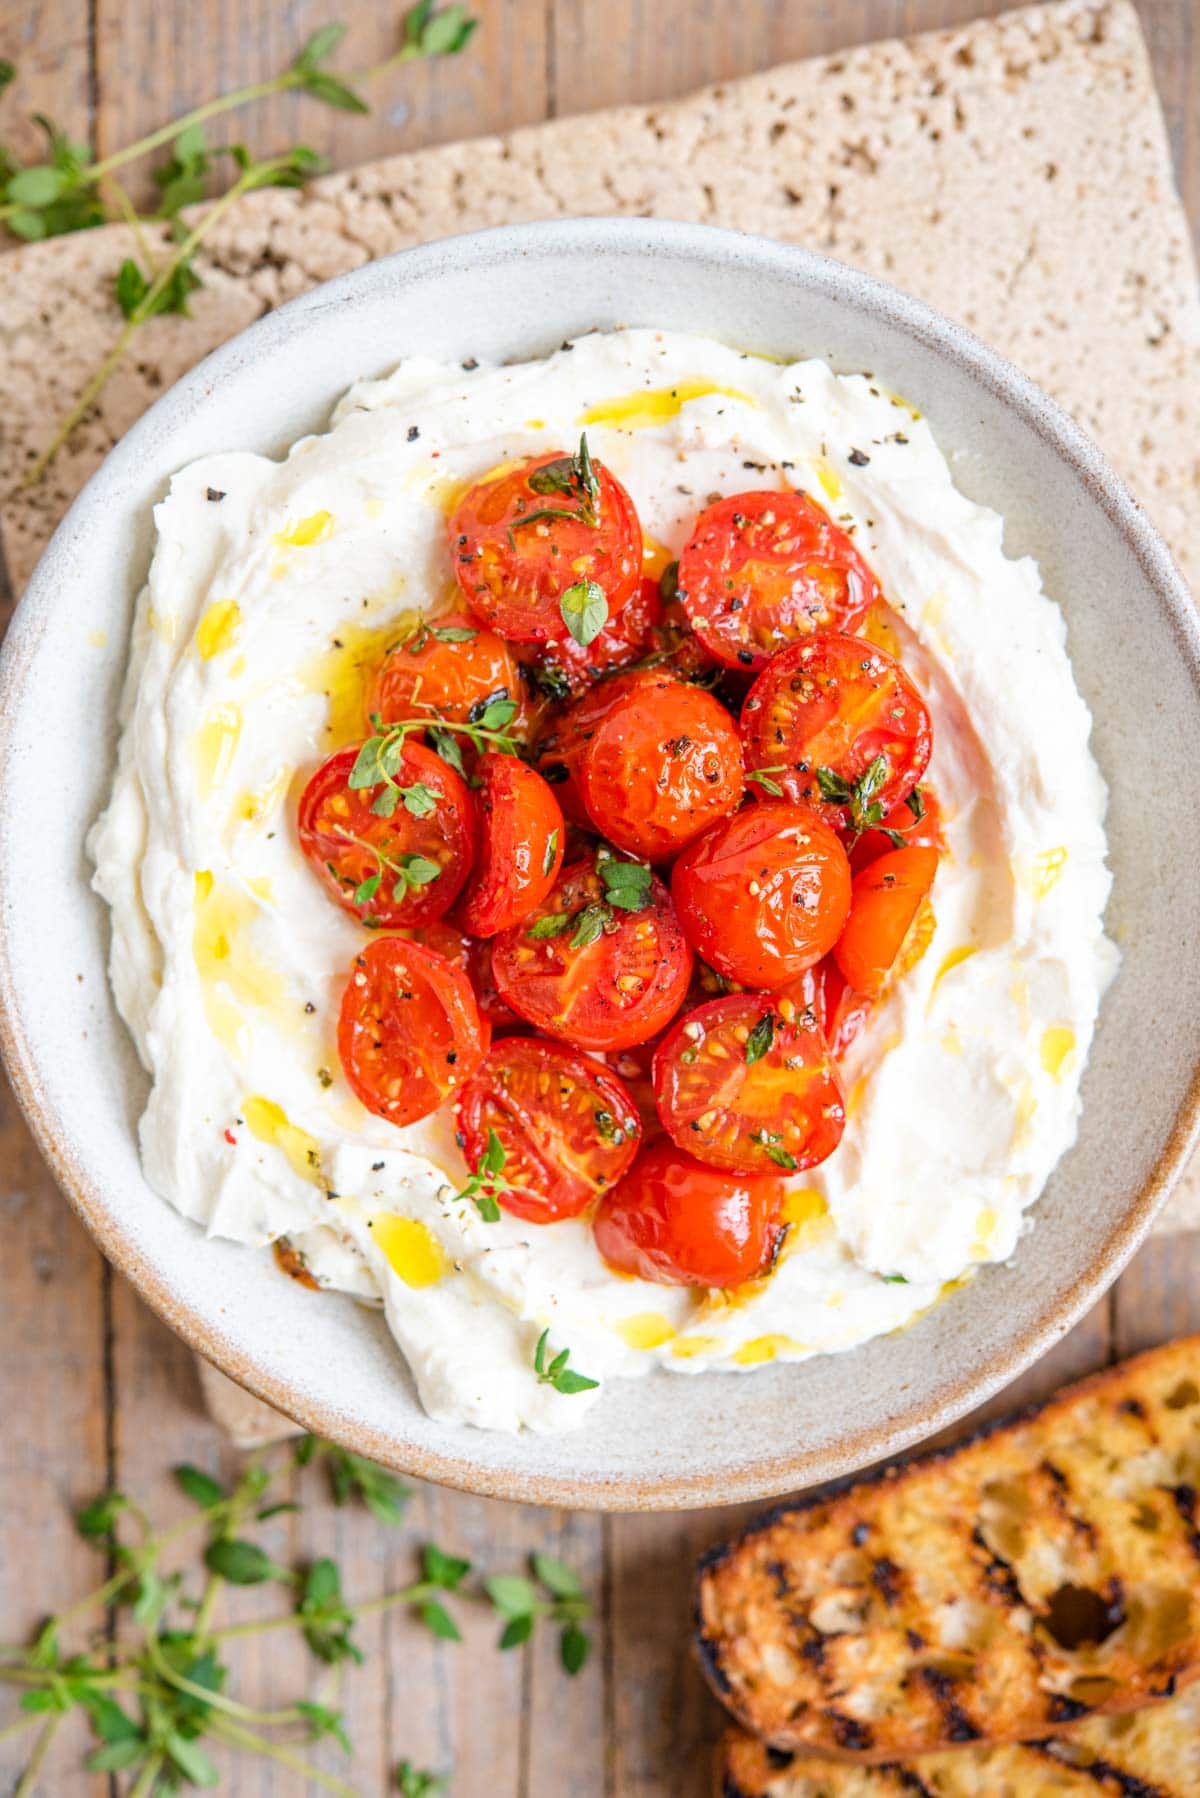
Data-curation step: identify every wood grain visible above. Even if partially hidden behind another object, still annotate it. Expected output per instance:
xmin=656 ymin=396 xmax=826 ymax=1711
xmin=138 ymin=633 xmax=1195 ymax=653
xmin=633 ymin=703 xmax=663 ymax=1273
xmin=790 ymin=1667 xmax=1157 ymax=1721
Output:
xmin=1 ymin=3 xmax=1199 ymax=1795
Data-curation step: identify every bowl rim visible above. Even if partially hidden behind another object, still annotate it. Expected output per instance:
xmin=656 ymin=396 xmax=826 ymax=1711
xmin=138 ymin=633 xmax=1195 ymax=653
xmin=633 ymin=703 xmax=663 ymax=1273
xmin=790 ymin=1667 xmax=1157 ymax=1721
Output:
xmin=2 ymin=214 xmax=1199 ymax=1510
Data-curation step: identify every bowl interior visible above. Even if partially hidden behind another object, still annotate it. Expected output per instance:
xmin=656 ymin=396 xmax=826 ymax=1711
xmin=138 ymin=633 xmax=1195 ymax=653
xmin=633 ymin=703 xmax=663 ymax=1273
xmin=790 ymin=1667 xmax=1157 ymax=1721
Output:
xmin=2 ymin=219 xmax=1199 ymax=1509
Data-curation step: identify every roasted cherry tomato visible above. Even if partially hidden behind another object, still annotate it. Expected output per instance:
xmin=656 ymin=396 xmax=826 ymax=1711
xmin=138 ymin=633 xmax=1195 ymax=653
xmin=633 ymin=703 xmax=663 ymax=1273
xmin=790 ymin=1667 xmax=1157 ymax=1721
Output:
xmin=531 ymin=666 xmax=661 ymax=828
xmin=833 ymin=845 xmax=939 ymax=998
xmin=652 ymin=994 xmax=845 ymax=1175
xmin=448 ymin=446 xmax=642 ymax=644
xmin=298 ymin=741 xmax=476 ymax=928
xmin=653 ymin=561 xmax=722 ymax=683
xmin=850 ymin=784 xmax=943 ymax=872
xmin=337 ymin=937 xmax=489 ymax=1127
xmin=676 ymin=490 xmax=881 ymax=671
xmin=815 ymin=958 xmax=876 ymax=1060
xmin=454 ymin=753 xmax=565 ymax=937
xmin=593 ymin=1141 xmax=784 ymax=1288
xmin=369 ymin=612 xmax=525 ymax=731
xmin=577 ymin=671 xmax=744 ymax=861
xmin=491 ymin=857 xmax=693 ymax=1051
xmin=532 ymin=575 xmax=662 ymax=701
xmin=671 ymin=801 xmax=851 ymax=990
xmin=456 ymin=1037 xmax=641 ymax=1223
xmin=401 ymin=920 xmax=526 ymax=1033
xmin=740 ymin=633 xmax=933 ymax=826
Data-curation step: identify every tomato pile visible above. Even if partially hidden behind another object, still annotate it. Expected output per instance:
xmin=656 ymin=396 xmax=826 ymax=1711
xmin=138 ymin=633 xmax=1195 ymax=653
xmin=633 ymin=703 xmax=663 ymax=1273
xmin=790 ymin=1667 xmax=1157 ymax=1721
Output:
xmin=296 ymin=439 xmax=942 ymax=1290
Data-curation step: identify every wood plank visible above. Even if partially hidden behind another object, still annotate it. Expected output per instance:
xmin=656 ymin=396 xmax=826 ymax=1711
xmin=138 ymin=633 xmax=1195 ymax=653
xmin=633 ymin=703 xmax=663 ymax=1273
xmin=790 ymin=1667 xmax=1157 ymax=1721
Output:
xmin=1113 ymin=1230 xmax=1200 ymax=1356
xmin=0 ymin=1089 xmax=110 ymax=1795
xmin=91 ymin=0 xmax=550 ymax=211
xmin=1137 ymin=0 xmax=1200 ymax=240
xmin=0 ymin=0 xmax=94 ymax=163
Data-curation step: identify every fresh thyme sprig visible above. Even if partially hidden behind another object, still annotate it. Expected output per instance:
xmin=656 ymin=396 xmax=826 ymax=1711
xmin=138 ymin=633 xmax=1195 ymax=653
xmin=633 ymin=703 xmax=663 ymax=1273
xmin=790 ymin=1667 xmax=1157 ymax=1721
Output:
xmin=533 ymin=1330 xmax=600 ymax=1398
xmin=0 ymin=1433 xmax=591 ymax=1794
xmin=526 ymin=845 xmax=653 ymax=945
xmin=2 ymin=4 xmax=479 ymax=480
xmin=350 ymin=703 xmax=520 ymax=806
xmin=327 ymin=826 xmax=441 ymax=908
xmin=450 ymin=1127 xmax=515 ymax=1222
xmin=815 ymin=753 xmax=894 ymax=842
xmin=745 ymin=764 xmax=787 ymax=797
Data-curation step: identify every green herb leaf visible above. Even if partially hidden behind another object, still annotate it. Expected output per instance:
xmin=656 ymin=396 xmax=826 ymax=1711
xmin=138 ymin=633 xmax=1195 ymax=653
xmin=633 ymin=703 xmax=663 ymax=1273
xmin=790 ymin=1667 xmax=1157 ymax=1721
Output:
xmin=293 ymin=22 xmax=348 ymax=69
xmin=560 ymin=580 xmax=608 ymax=649
xmin=432 ymin=623 xmax=479 ymax=642
xmin=76 ymin=1491 xmax=128 ymax=1540
xmin=818 ymin=755 xmax=890 ymax=837
xmin=203 ymin=1538 xmax=287 ymax=1586
xmin=814 ymin=766 xmax=852 ymax=805
xmin=354 ymin=873 xmax=383 ymax=906
xmin=542 ymin=828 xmax=560 ymax=876
xmin=477 ymin=696 xmax=518 ymax=731
xmin=401 ymin=782 xmax=439 ymax=817
xmin=404 ymin=0 xmax=479 ymax=56
xmin=561 ymin=1622 xmax=591 ymax=1675
xmin=905 ymin=786 xmax=926 ymax=821
xmin=570 ymin=903 xmax=609 ymax=949
xmin=533 ymin=1332 xmax=600 ymax=1395
xmin=746 ymin=765 xmax=786 ymax=797
xmin=484 ymin=1573 xmax=537 ymax=1619
xmin=299 ymin=70 xmax=370 ymax=113
xmin=420 ymin=1598 xmax=461 ymax=1641
xmin=481 ymin=1127 xmax=506 ymax=1178
xmin=526 ymin=909 xmax=575 ymax=939
xmin=499 ymin=1613 xmax=534 ymax=1649
xmin=349 ymin=737 xmax=386 ymax=789
xmin=86 ymin=1738 xmax=147 ymax=1773
xmin=532 ymin=1552 xmax=582 ymax=1598
xmin=372 ymin=784 xmax=401 ymax=818
xmin=115 ymin=257 xmax=148 ymax=319
xmin=297 ymin=1701 xmax=352 ymax=1755
xmin=322 ymin=1445 xmax=411 ymax=1525
xmin=882 ymin=1272 xmax=909 ymax=1284
xmin=0 ymin=59 xmax=15 ymax=95
xmin=396 ymin=1761 xmax=450 ymax=1798
xmin=751 ymin=1130 xmax=798 ymax=1171
xmin=428 ymin=725 xmax=468 ymax=779
xmin=423 ymin=1544 xmax=472 ymax=1591
xmin=598 ymin=854 xmax=652 ymax=912
xmin=6 ymin=164 xmax=67 ymax=206
xmin=165 ymin=1730 xmax=219 ymax=1786
xmin=400 ymin=853 xmax=441 ymax=887
xmin=744 ymin=1012 xmax=776 ymax=1065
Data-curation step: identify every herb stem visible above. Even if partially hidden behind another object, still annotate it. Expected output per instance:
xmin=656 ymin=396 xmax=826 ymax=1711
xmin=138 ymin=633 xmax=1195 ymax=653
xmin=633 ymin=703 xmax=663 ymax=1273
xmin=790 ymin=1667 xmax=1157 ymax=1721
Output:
xmin=128 ymin=1751 xmax=166 ymax=1798
xmin=22 ymin=158 xmax=289 ymax=485
xmin=143 ymin=1630 xmax=306 ymax=1726
xmin=12 ymin=1712 xmax=63 ymax=1798
xmin=210 ymin=1714 xmax=361 ymax=1797
xmin=0 ymin=1711 xmax=40 ymax=1749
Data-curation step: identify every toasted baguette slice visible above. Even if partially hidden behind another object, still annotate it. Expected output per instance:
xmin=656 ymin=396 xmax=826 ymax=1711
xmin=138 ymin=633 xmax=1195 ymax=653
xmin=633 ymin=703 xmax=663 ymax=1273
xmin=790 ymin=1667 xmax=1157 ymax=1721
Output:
xmin=697 ymin=1337 xmax=1200 ymax=1762
xmin=718 ymin=1677 xmax=1200 ymax=1796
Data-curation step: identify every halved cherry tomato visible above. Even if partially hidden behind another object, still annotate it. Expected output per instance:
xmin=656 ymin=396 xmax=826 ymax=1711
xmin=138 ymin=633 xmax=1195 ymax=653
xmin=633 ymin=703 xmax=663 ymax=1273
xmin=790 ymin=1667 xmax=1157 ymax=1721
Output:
xmin=851 ymin=784 xmax=943 ymax=872
xmin=652 ymin=995 xmax=845 ymax=1175
xmin=401 ymin=920 xmax=526 ymax=1033
xmin=456 ymin=1037 xmax=641 ymax=1223
xmin=676 ymin=490 xmax=881 ymax=671
xmin=593 ymin=1141 xmax=784 ymax=1287
xmin=815 ymin=958 xmax=876 ymax=1061
xmin=578 ymin=672 xmax=745 ymax=861
xmin=531 ymin=666 xmax=662 ymax=828
xmin=740 ymin=633 xmax=932 ymax=826
xmin=671 ymin=802 xmax=851 ymax=990
xmin=448 ymin=447 xmax=642 ymax=644
xmin=369 ymin=612 xmax=525 ymax=731
xmin=298 ymin=741 xmax=476 ymax=928
xmin=337 ymin=937 xmax=489 ymax=1127
xmin=454 ymin=753 xmax=565 ymax=937
xmin=833 ymin=845 xmax=939 ymax=997
xmin=533 ymin=575 xmax=662 ymax=701
xmin=491 ymin=857 xmax=693 ymax=1051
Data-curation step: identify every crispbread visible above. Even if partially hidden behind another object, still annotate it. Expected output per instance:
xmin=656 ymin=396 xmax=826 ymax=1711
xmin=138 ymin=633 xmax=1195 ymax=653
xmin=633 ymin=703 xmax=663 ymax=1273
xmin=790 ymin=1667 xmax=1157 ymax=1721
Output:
xmin=717 ymin=1679 xmax=1200 ymax=1796
xmin=697 ymin=1337 xmax=1200 ymax=1761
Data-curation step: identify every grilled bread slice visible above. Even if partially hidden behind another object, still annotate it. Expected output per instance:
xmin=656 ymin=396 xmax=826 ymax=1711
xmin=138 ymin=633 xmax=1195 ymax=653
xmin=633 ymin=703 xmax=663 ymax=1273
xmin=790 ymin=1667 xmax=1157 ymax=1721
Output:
xmin=718 ymin=1677 xmax=1200 ymax=1796
xmin=697 ymin=1337 xmax=1200 ymax=1762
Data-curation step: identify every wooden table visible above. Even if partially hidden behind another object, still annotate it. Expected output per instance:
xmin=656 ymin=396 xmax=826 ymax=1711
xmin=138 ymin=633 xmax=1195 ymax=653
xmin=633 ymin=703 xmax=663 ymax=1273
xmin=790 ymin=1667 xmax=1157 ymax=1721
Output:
xmin=1 ymin=2 xmax=1197 ymax=1792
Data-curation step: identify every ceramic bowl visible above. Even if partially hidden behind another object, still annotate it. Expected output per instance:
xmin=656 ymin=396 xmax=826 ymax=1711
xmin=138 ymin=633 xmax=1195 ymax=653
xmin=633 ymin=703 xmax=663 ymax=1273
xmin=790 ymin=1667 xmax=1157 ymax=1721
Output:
xmin=2 ymin=219 xmax=1198 ymax=1510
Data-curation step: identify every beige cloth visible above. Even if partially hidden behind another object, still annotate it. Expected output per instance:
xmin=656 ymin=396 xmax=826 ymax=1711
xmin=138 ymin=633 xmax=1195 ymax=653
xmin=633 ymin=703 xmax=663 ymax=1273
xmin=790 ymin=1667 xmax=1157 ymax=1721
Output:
xmin=1 ymin=0 xmax=1196 ymax=1239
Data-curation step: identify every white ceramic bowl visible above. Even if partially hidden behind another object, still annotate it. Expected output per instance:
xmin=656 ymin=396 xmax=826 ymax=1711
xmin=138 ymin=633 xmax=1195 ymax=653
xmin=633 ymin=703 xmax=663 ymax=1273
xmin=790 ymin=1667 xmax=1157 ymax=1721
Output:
xmin=2 ymin=219 xmax=1198 ymax=1510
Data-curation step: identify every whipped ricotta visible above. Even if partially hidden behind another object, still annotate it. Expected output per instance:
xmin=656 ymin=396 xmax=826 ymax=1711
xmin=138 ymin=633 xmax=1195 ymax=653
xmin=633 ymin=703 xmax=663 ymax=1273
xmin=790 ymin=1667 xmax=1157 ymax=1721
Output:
xmin=89 ymin=329 xmax=1117 ymax=1433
